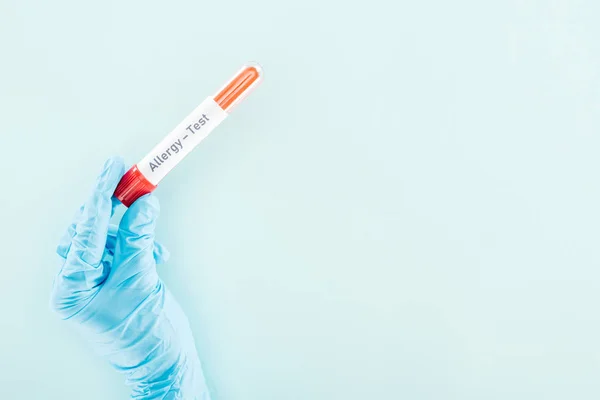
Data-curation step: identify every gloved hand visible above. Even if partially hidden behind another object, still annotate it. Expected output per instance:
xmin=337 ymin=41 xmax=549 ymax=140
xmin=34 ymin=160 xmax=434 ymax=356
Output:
xmin=50 ymin=157 xmax=210 ymax=400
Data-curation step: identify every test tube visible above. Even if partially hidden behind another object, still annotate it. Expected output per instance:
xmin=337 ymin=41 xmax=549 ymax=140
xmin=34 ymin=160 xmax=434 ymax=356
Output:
xmin=114 ymin=63 xmax=263 ymax=207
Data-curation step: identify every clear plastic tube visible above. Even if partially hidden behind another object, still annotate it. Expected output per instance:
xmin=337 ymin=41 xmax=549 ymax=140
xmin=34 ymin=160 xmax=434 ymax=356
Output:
xmin=114 ymin=63 xmax=263 ymax=207
xmin=214 ymin=62 xmax=263 ymax=112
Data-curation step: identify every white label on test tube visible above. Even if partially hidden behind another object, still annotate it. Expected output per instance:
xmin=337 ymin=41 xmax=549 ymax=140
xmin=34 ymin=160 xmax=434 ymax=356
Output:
xmin=137 ymin=97 xmax=228 ymax=185
xmin=114 ymin=63 xmax=262 ymax=207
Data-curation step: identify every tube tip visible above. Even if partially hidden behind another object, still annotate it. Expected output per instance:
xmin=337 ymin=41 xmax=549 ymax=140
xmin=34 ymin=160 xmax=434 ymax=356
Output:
xmin=213 ymin=63 xmax=263 ymax=112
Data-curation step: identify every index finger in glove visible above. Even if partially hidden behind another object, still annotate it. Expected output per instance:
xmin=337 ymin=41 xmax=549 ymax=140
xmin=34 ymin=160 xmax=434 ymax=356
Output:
xmin=56 ymin=197 xmax=122 ymax=260
xmin=63 ymin=157 xmax=125 ymax=269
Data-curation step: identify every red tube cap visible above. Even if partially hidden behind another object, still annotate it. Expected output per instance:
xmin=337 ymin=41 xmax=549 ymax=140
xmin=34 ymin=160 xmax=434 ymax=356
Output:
xmin=114 ymin=165 xmax=157 ymax=207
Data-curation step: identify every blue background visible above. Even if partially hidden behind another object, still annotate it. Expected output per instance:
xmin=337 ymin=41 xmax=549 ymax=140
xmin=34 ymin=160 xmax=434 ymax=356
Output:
xmin=1 ymin=0 xmax=600 ymax=398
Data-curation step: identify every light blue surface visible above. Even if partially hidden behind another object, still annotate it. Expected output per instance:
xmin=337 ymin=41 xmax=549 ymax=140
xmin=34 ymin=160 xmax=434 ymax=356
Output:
xmin=1 ymin=0 xmax=600 ymax=399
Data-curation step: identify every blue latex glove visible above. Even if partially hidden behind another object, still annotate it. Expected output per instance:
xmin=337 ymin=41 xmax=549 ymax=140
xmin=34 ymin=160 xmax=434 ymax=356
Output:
xmin=50 ymin=157 xmax=210 ymax=400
